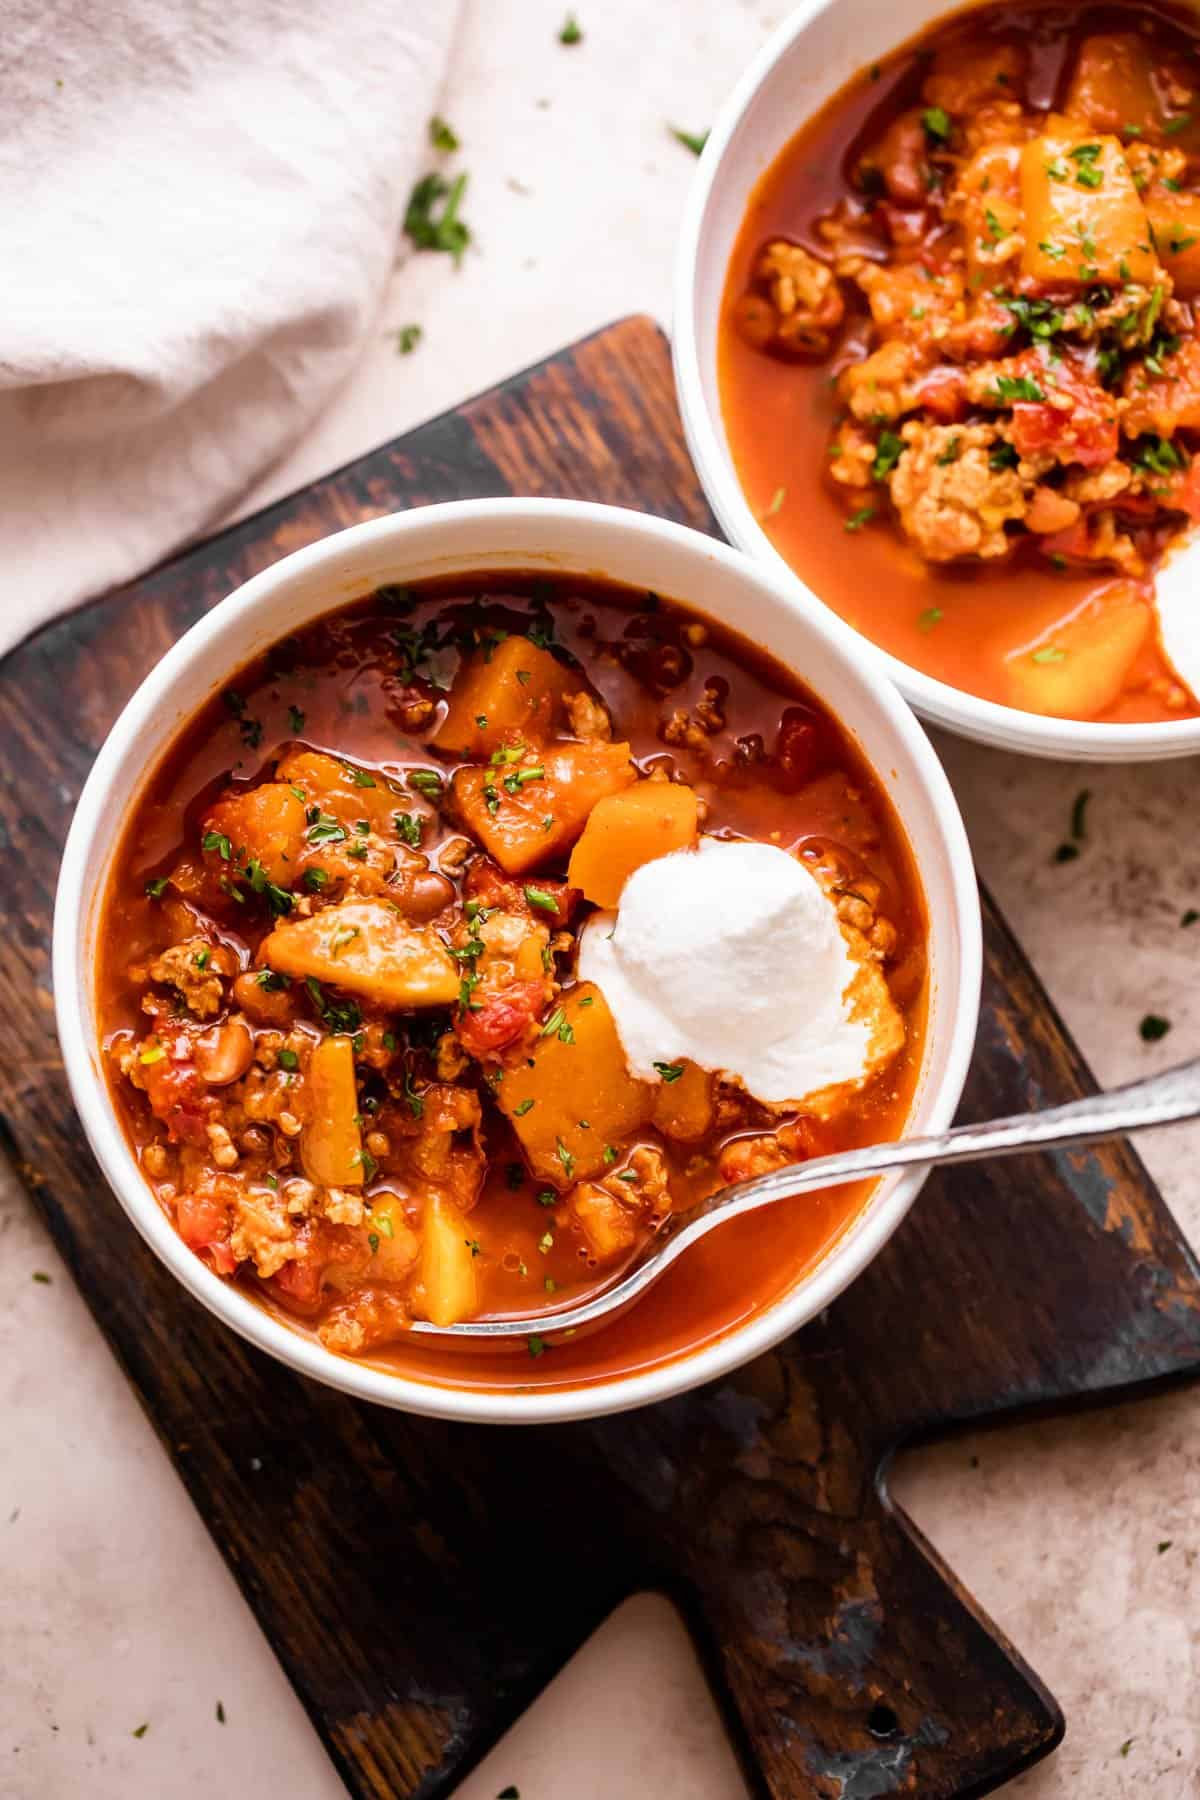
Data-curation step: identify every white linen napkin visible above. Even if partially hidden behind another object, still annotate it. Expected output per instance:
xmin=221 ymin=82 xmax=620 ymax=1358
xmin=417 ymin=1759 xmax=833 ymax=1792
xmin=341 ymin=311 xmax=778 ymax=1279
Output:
xmin=0 ymin=0 xmax=462 ymax=657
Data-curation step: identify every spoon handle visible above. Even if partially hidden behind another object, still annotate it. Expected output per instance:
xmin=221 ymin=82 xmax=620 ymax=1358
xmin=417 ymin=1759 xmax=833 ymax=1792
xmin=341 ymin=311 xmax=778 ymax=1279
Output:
xmin=705 ymin=1051 xmax=1200 ymax=1222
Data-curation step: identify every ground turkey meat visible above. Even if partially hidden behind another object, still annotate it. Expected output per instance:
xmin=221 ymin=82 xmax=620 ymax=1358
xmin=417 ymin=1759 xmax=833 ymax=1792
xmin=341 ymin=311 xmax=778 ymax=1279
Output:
xmin=147 ymin=940 xmax=230 ymax=1018
xmin=737 ymin=240 xmax=845 ymax=356
xmin=889 ymin=422 xmax=1027 ymax=561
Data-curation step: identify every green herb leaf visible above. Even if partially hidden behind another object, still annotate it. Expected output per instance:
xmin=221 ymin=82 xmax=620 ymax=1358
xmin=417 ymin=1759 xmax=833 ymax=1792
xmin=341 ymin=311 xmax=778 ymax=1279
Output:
xmin=559 ymin=13 xmax=582 ymax=44
xmin=669 ymin=124 xmax=708 ymax=156
xmin=1181 ymin=908 xmax=1199 ymax=927
xmin=872 ymin=429 xmax=904 ymax=481
xmin=918 ymin=607 xmax=943 ymax=633
xmin=513 ymin=1097 xmax=536 ymax=1118
xmin=404 ymin=171 xmax=472 ymax=263
xmin=429 ymin=115 xmax=459 ymax=152
xmin=393 ymin=324 xmax=423 ymax=355
xmin=277 ymin=1048 xmax=299 ymax=1071
xmin=844 ymin=505 xmax=875 ymax=533
xmin=524 ymin=885 xmax=559 ymax=913
xmin=1031 ymin=646 xmax=1066 ymax=664
xmin=992 ymin=375 xmax=1045 ymax=404
xmin=555 ymin=1137 xmax=575 ymax=1179
xmin=527 ymin=1336 xmax=547 ymax=1359
xmin=1139 ymin=1013 xmax=1171 ymax=1042
xmin=144 ymin=876 xmax=168 ymax=899
xmin=653 ymin=1061 xmax=684 ymax=1083
xmin=202 ymin=830 xmax=232 ymax=861
xmin=922 ymin=105 xmax=951 ymax=144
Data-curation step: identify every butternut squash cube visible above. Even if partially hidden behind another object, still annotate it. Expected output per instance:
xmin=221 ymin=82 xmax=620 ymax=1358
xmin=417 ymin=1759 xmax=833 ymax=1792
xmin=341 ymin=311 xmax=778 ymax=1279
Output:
xmin=651 ymin=1060 xmax=714 ymax=1143
xmin=1005 ymin=586 xmax=1152 ymax=719
xmin=203 ymin=784 xmax=307 ymax=887
xmin=452 ymin=740 xmax=636 ymax=876
xmin=276 ymin=749 xmax=400 ymax=836
xmin=497 ymin=982 xmax=652 ymax=1188
xmin=411 ymin=1194 xmax=478 ymax=1327
xmin=1146 ymin=193 xmax=1200 ymax=297
xmin=260 ymin=899 xmax=459 ymax=1007
xmin=957 ymin=144 xmax=1023 ymax=291
xmin=302 ymin=1036 xmax=364 ymax=1187
xmin=436 ymin=636 xmax=574 ymax=757
xmin=1020 ymin=128 xmax=1158 ymax=286
xmin=567 ymin=780 xmax=698 ymax=908
xmin=1063 ymin=34 xmax=1167 ymax=140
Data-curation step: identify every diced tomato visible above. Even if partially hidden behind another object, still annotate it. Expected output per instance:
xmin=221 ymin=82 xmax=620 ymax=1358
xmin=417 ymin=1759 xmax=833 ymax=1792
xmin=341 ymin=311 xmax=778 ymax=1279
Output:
xmin=462 ymin=858 xmax=580 ymax=928
xmin=1040 ymin=520 xmax=1093 ymax=562
xmin=914 ymin=365 xmax=967 ymax=422
xmin=175 ymin=1192 xmax=237 ymax=1275
xmin=456 ymin=980 xmax=545 ymax=1058
xmin=139 ymin=1049 xmax=212 ymax=1144
xmin=1008 ymin=359 xmax=1119 ymax=470
xmin=269 ymin=1254 xmax=327 ymax=1312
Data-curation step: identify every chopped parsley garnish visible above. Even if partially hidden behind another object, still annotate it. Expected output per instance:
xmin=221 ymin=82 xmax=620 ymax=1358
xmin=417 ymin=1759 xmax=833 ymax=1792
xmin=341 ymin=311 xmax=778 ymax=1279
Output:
xmin=538 ymin=1231 xmax=554 ymax=1254
xmin=983 ymin=207 xmax=1008 ymax=242
xmin=559 ymin=13 xmax=582 ymax=44
xmin=1164 ymin=114 xmax=1193 ymax=136
xmin=1053 ymin=843 xmax=1080 ymax=864
xmin=527 ymin=1335 xmax=547 ymax=1358
xmin=513 ymin=1097 xmax=536 ymax=1117
xmin=1140 ymin=1014 xmax=1171 ymax=1042
xmin=144 ymin=876 xmax=168 ymax=899
xmin=277 ymin=1049 xmax=299 ymax=1072
xmin=345 ymin=765 xmax=375 ymax=788
xmin=871 ymin=430 xmax=903 ymax=481
xmin=408 ymin=769 xmax=444 ymax=798
xmin=921 ymin=105 xmax=951 ymax=144
xmin=918 ymin=607 xmax=944 ymax=632
xmin=256 ymin=969 xmax=289 ymax=991
xmin=465 ymin=1238 xmax=482 ymax=1258
xmin=762 ymin=484 xmax=786 ymax=517
xmin=1132 ymin=434 xmax=1186 ymax=476
xmin=287 ymin=704 xmax=305 ymax=733
xmin=539 ymin=1005 xmax=575 ymax=1044
xmin=670 ymin=125 xmax=709 ymax=156
xmin=429 ymin=115 xmax=459 ymax=152
xmin=394 ymin=811 xmax=422 ymax=846
xmin=844 ymin=506 xmax=875 ymax=532
xmin=1031 ymin=646 xmax=1066 ymax=664
xmin=404 ymin=171 xmax=472 ymax=264
xmin=202 ymin=830 xmax=232 ymax=861
xmin=555 ymin=1137 xmax=575 ymax=1179
xmin=653 ymin=1061 xmax=684 ymax=1083
xmin=524 ymin=885 xmax=558 ymax=913
xmin=936 ymin=435 xmax=962 ymax=466
xmin=998 ymin=294 xmax=1066 ymax=341
xmin=393 ymin=324 xmax=422 ymax=355
xmin=403 ymin=1072 xmax=425 ymax=1120
xmin=194 ymin=949 xmax=210 ymax=970
xmin=989 ymin=440 xmax=1019 ymax=471
xmin=602 ymin=1145 xmax=618 ymax=1166
xmin=1169 ymin=233 xmax=1199 ymax=255
xmin=1182 ymin=908 xmax=1199 ymax=927
xmin=244 ymin=858 xmax=293 ymax=915
xmin=304 ymin=868 xmax=328 ymax=892
xmin=304 ymin=977 xmax=362 ymax=1035
xmin=307 ymin=811 xmax=346 ymax=845
xmin=992 ymin=375 xmax=1045 ymax=404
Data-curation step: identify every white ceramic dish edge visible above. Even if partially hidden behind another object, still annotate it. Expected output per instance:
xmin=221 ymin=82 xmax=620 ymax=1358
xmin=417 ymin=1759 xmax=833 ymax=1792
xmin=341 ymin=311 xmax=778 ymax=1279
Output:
xmin=53 ymin=498 xmax=981 ymax=1424
xmin=672 ymin=0 xmax=1200 ymax=763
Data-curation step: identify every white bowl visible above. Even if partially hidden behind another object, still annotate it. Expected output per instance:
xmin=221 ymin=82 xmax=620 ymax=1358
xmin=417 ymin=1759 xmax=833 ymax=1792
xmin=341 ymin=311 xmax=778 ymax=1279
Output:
xmin=54 ymin=499 xmax=981 ymax=1423
xmin=673 ymin=0 xmax=1200 ymax=763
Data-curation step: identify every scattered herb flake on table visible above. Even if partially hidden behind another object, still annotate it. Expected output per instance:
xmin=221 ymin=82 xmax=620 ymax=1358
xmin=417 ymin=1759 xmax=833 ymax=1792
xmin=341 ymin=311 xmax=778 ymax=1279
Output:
xmin=393 ymin=324 xmax=423 ymax=355
xmin=404 ymin=172 xmax=472 ymax=264
xmin=1139 ymin=1013 xmax=1171 ymax=1042
xmin=559 ymin=13 xmax=582 ymax=44
xmin=429 ymin=115 xmax=459 ymax=152
xmin=670 ymin=125 xmax=709 ymax=156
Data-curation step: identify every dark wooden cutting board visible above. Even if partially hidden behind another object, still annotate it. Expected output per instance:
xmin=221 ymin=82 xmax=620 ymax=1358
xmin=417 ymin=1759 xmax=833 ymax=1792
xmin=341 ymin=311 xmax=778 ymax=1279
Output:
xmin=5 ymin=315 xmax=1200 ymax=1800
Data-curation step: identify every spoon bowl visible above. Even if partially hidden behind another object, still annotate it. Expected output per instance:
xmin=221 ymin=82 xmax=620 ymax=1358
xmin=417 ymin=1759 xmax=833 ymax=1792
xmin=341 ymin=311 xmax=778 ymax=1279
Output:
xmin=413 ymin=1053 xmax=1200 ymax=1340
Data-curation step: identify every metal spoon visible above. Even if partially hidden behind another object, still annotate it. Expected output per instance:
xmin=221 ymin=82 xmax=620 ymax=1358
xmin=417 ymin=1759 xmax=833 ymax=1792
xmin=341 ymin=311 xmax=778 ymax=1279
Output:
xmin=411 ymin=1054 xmax=1200 ymax=1341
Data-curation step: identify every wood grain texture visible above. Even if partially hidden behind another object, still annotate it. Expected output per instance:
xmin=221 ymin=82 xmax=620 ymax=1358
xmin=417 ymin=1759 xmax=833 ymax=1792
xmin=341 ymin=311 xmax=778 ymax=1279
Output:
xmin=4 ymin=316 xmax=1200 ymax=1799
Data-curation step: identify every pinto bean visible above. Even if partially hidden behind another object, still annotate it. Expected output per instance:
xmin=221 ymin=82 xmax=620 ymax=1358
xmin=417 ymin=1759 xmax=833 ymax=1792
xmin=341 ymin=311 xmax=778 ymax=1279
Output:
xmin=194 ymin=1017 xmax=254 ymax=1086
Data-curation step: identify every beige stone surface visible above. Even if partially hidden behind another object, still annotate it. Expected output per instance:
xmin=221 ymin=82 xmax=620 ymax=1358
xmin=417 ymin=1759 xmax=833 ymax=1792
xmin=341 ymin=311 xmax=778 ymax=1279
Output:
xmin=3 ymin=2 xmax=1198 ymax=1796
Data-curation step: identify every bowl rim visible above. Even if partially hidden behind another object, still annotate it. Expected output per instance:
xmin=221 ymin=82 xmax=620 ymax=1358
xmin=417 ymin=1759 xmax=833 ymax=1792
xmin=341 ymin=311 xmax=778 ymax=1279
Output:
xmin=671 ymin=0 xmax=1200 ymax=763
xmin=53 ymin=497 xmax=982 ymax=1424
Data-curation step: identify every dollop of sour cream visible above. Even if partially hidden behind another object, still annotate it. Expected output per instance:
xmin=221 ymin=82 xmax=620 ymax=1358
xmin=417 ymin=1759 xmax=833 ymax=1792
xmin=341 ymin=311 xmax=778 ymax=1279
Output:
xmin=1155 ymin=538 xmax=1200 ymax=706
xmin=577 ymin=836 xmax=902 ymax=1109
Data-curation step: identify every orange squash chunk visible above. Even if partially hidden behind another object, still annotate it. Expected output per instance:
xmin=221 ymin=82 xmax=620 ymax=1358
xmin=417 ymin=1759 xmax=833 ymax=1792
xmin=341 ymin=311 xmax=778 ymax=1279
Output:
xmin=277 ymin=749 xmax=400 ymax=835
xmin=570 ymin=1184 xmax=639 ymax=1262
xmin=497 ymin=982 xmax=652 ymax=1188
xmin=1146 ymin=194 xmax=1200 ymax=297
xmin=1020 ymin=127 xmax=1158 ymax=287
xmin=260 ymin=898 xmax=459 ymax=1007
xmin=302 ymin=1036 xmax=364 ymax=1187
xmin=1063 ymin=34 xmax=1171 ymax=141
xmin=436 ymin=636 xmax=574 ymax=758
xmin=1006 ymin=586 xmax=1153 ymax=719
xmin=409 ymin=1194 xmax=478 ymax=1326
xmin=203 ymin=784 xmax=307 ymax=887
xmin=651 ymin=1060 xmax=714 ymax=1143
xmin=567 ymin=780 xmax=699 ymax=908
xmin=452 ymin=740 xmax=636 ymax=877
